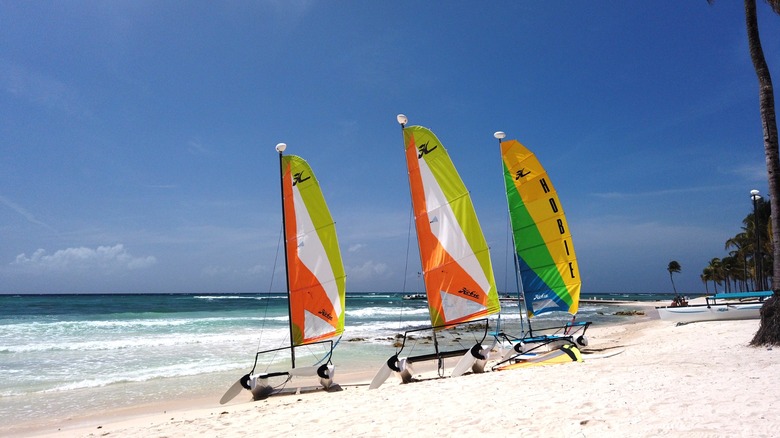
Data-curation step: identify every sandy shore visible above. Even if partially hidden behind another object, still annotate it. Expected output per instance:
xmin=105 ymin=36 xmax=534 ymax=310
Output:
xmin=17 ymin=313 xmax=780 ymax=437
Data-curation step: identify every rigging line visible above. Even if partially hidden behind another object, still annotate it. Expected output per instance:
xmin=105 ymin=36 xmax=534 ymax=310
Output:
xmin=294 ymin=337 xmax=341 ymax=367
xmin=254 ymin=223 xmax=286 ymax=373
xmin=397 ymin=203 xmax=415 ymax=339
xmin=495 ymin=208 xmax=515 ymax=337
xmin=500 ymin=149 xmax=527 ymax=337
xmin=504 ymin=207 xmax=511 ymax=297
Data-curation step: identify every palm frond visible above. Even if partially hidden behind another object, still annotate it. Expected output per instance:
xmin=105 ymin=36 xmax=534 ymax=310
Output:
xmin=765 ymin=0 xmax=780 ymax=15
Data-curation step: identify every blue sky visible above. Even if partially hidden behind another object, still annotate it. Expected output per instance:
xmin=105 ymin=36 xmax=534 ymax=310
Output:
xmin=1 ymin=1 xmax=779 ymax=295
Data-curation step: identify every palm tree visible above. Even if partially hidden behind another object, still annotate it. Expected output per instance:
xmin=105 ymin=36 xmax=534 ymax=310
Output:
xmin=667 ymin=260 xmax=681 ymax=294
xmin=741 ymin=197 xmax=773 ymax=290
xmin=744 ymin=0 xmax=780 ymax=346
xmin=701 ymin=269 xmax=712 ymax=294
xmin=707 ymin=258 xmax=723 ymax=293
xmin=721 ymin=256 xmax=737 ymax=293
xmin=712 ymin=0 xmax=780 ymax=345
xmin=726 ymin=232 xmax=751 ymax=290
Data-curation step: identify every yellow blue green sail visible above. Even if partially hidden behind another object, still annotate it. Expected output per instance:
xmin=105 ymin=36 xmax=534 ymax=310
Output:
xmin=281 ymin=155 xmax=346 ymax=345
xmin=500 ymin=139 xmax=580 ymax=318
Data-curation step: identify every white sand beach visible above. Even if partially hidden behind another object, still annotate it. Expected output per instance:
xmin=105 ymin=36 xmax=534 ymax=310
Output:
xmin=19 ymin=314 xmax=780 ymax=437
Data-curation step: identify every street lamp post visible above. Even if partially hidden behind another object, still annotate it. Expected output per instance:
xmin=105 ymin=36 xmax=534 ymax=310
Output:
xmin=751 ymin=189 xmax=762 ymax=291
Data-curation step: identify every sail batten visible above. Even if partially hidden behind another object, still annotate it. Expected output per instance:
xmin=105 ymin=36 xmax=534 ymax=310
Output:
xmin=404 ymin=125 xmax=500 ymax=327
xmin=501 ymin=139 xmax=580 ymax=317
xmin=282 ymin=155 xmax=346 ymax=346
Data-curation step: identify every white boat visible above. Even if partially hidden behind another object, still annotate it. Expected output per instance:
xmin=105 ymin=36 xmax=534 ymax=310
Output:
xmin=402 ymin=293 xmax=426 ymax=301
xmin=369 ymin=116 xmax=502 ymax=389
xmin=490 ymin=131 xmax=590 ymax=368
xmin=220 ymin=143 xmax=346 ymax=404
xmin=656 ymin=291 xmax=772 ymax=323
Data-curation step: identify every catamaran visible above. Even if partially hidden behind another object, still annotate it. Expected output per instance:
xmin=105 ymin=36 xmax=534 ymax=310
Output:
xmin=656 ymin=291 xmax=772 ymax=323
xmin=221 ymin=143 xmax=346 ymax=403
xmin=369 ymin=115 xmax=502 ymax=389
xmin=490 ymin=132 xmax=590 ymax=370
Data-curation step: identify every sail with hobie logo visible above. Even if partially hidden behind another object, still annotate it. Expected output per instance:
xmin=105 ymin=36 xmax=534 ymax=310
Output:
xmin=500 ymin=138 xmax=580 ymax=318
xmin=369 ymin=117 xmax=500 ymax=389
xmin=282 ymin=154 xmax=346 ymax=345
xmin=405 ymin=125 xmax=501 ymax=326
xmin=220 ymin=146 xmax=345 ymax=404
xmin=488 ymin=133 xmax=590 ymax=373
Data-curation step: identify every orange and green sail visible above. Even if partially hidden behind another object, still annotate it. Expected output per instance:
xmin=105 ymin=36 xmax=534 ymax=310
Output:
xmin=500 ymin=139 xmax=581 ymax=318
xmin=281 ymin=155 xmax=346 ymax=346
xmin=403 ymin=125 xmax=500 ymax=327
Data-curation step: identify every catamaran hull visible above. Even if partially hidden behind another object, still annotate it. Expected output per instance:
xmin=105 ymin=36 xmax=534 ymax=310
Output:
xmin=494 ymin=344 xmax=583 ymax=371
xmin=369 ymin=356 xmax=411 ymax=389
xmin=451 ymin=343 xmax=489 ymax=378
xmin=245 ymin=364 xmax=336 ymax=400
xmin=250 ymin=377 xmax=275 ymax=400
xmin=656 ymin=303 xmax=762 ymax=323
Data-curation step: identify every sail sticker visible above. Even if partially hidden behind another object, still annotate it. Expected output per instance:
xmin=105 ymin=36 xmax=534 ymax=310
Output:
xmin=440 ymin=289 xmax=490 ymax=322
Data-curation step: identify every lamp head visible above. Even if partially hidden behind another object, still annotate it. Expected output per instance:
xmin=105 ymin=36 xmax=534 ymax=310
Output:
xmin=275 ymin=143 xmax=287 ymax=153
xmin=396 ymin=114 xmax=408 ymax=126
xmin=493 ymin=131 xmax=506 ymax=140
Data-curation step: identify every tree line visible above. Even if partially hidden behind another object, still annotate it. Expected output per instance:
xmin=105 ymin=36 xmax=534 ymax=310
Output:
xmin=701 ymin=197 xmax=772 ymax=294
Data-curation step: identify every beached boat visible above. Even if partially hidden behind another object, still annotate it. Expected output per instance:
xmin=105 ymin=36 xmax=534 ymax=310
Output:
xmin=402 ymin=293 xmax=426 ymax=300
xmin=656 ymin=291 xmax=772 ymax=323
xmin=221 ymin=144 xmax=346 ymax=403
xmin=490 ymin=132 xmax=590 ymax=369
xmin=369 ymin=116 xmax=502 ymax=389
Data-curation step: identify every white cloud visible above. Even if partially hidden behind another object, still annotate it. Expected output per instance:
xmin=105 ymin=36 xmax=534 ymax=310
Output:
xmin=0 ymin=58 xmax=92 ymax=118
xmin=346 ymin=260 xmax=391 ymax=284
xmin=727 ymin=162 xmax=767 ymax=182
xmin=0 ymin=194 xmax=57 ymax=232
xmin=11 ymin=244 xmax=156 ymax=273
xmin=590 ymin=185 xmax=727 ymax=200
xmin=203 ymin=263 xmax=275 ymax=279
xmin=187 ymin=138 xmax=211 ymax=155
xmin=201 ymin=265 xmax=232 ymax=277
xmin=348 ymin=243 xmax=365 ymax=253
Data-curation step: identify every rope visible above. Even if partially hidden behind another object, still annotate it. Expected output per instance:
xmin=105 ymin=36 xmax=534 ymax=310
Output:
xmin=396 ymin=204 xmax=416 ymax=354
xmin=255 ymin=223 xmax=286 ymax=373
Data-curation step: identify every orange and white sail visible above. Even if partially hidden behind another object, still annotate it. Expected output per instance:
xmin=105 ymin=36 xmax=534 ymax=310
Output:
xmin=281 ymin=155 xmax=346 ymax=345
xmin=403 ymin=125 xmax=500 ymax=327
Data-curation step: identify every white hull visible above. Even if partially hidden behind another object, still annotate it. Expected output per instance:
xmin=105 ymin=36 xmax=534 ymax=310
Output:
xmin=657 ymin=303 xmax=763 ymax=323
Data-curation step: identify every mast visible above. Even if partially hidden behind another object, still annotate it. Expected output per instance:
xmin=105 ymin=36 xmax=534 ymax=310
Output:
xmin=396 ymin=114 xmax=428 ymax=307
xmin=276 ymin=142 xmax=295 ymax=368
xmin=495 ymin=131 xmax=530 ymax=336
xmin=398 ymin=114 xmax=443 ymax=369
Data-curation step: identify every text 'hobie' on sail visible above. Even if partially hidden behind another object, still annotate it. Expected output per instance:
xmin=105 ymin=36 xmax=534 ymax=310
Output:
xmin=221 ymin=143 xmax=346 ymax=404
xmin=370 ymin=115 xmax=501 ymax=389
xmin=490 ymin=132 xmax=590 ymax=371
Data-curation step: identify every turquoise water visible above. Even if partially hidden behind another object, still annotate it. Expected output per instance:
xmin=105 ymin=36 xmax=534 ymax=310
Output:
xmin=0 ymin=292 xmax=664 ymax=430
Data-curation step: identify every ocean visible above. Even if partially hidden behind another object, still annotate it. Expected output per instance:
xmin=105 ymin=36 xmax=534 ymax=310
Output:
xmin=0 ymin=292 xmax=672 ymax=431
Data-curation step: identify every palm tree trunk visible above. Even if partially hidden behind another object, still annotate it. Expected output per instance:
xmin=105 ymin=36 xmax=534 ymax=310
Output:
xmin=745 ymin=0 xmax=780 ymax=346
xmin=745 ymin=0 xmax=780 ymax=292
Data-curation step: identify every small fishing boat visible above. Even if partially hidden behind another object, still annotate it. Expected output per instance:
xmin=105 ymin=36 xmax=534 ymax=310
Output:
xmin=402 ymin=293 xmax=426 ymax=301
